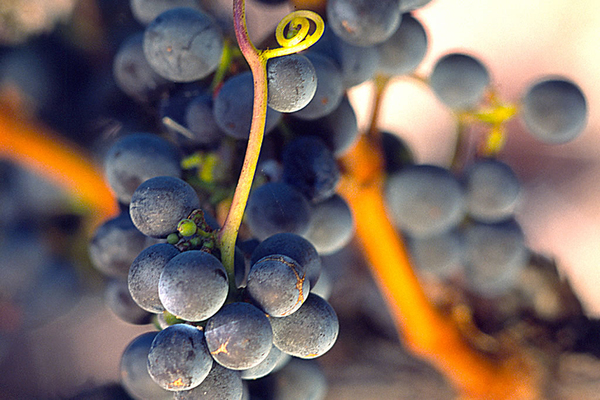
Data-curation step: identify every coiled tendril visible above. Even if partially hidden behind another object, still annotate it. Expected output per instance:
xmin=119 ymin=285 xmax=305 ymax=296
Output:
xmin=262 ymin=10 xmax=324 ymax=59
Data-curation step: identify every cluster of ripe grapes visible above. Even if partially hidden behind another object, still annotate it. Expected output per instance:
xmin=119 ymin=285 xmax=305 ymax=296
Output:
xmin=86 ymin=0 xmax=588 ymax=398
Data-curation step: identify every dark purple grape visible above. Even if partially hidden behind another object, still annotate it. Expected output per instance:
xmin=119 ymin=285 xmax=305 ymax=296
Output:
xmin=282 ymin=136 xmax=340 ymax=203
xmin=204 ymin=302 xmax=273 ymax=370
xmin=147 ymin=324 xmax=213 ymax=391
xmin=245 ymin=182 xmax=311 ymax=241
xmin=128 ymin=243 xmax=180 ymax=313
xmin=289 ymin=95 xmax=359 ymax=157
xmin=185 ymin=92 xmax=226 ymax=145
xmin=129 ymin=176 xmax=201 ymax=238
xmin=247 ymin=254 xmax=310 ymax=317
xmin=213 ymin=71 xmax=282 ymax=140
xmin=269 ymin=293 xmax=338 ymax=359
xmin=158 ymin=250 xmax=228 ymax=322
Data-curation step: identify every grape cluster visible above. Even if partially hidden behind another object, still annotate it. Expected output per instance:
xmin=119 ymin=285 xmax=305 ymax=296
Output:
xmin=83 ymin=0 xmax=590 ymax=398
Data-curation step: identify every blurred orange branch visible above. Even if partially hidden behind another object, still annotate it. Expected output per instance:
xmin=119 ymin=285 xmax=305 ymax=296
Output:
xmin=0 ymin=105 xmax=118 ymax=231
xmin=338 ymin=134 xmax=539 ymax=399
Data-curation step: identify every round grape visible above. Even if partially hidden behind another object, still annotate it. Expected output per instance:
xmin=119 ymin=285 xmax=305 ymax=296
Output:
xmin=147 ymin=324 xmax=213 ymax=391
xmin=205 ymin=302 xmax=273 ymax=370
xmin=128 ymin=243 xmax=180 ymax=314
xmin=143 ymin=7 xmax=223 ymax=82
xmin=269 ymin=293 xmax=338 ymax=359
xmin=521 ymin=77 xmax=587 ymax=144
xmin=129 ymin=176 xmax=201 ymax=238
xmin=158 ymin=250 xmax=228 ymax=322
xmin=247 ymin=254 xmax=310 ymax=317
xmin=430 ymin=53 xmax=490 ymax=110
xmin=267 ymin=54 xmax=317 ymax=113
xmin=385 ymin=164 xmax=466 ymax=238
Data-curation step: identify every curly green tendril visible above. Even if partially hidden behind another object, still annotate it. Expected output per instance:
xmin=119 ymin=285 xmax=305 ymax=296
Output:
xmin=217 ymin=0 xmax=324 ymax=282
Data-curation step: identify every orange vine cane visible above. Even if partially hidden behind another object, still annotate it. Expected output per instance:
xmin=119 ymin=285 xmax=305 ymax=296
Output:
xmin=337 ymin=134 xmax=540 ymax=400
xmin=0 ymin=105 xmax=119 ymax=232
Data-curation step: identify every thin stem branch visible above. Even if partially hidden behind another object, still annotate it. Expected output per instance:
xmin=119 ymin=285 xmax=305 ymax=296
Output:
xmin=218 ymin=0 xmax=268 ymax=278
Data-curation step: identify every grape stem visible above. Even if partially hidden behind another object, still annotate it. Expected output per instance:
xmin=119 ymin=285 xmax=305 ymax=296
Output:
xmin=218 ymin=0 xmax=324 ymax=280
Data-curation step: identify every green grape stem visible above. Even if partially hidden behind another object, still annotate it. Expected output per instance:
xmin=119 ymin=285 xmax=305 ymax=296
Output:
xmin=218 ymin=0 xmax=268 ymax=280
xmin=218 ymin=0 xmax=324 ymax=282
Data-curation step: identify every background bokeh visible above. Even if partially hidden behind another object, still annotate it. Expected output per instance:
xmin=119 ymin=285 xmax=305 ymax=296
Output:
xmin=1 ymin=0 xmax=599 ymax=398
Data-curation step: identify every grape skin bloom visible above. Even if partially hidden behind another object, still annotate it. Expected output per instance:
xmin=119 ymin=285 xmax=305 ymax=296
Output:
xmin=267 ymin=54 xmax=317 ymax=113
xmin=143 ymin=7 xmax=223 ymax=82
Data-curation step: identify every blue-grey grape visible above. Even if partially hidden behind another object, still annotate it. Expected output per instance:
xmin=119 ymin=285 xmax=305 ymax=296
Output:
xmin=204 ymin=302 xmax=273 ymax=370
xmin=247 ymin=254 xmax=310 ymax=317
xmin=173 ymin=363 xmax=244 ymax=400
xmin=251 ymin=232 xmax=322 ymax=288
xmin=400 ymin=0 xmax=434 ymax=12
xmin=430 ymin=53 xmax=490 ymax=110
xmin=112 ymin=33 xmax=170 ymax=102
xmin=267 ymin=54 xmax=317 ymax=113
xmin=310 ymin=26 xmax=380 ymax=88
xmin=147 ymin=323 xmax=213 ymax=391
xmin=291 ymin=53 xmax=344 ymax=120
xmin=376 ymin=13 xmax=428 ymax=76
xmin=304 ymin=194 xmax=354 ymax=255
xmin=463 ymin=219 xmax=528 ymax=297
xmin=103 ymin=133 xmax=182 ymax=204
xmin=130 ymin=0 xmax=204 ymax=25
xmin=129 ymin=176 xmax=200 ymax=238
xmin=143 ymin=7 xmax=223 ymax=82
xmin=89 ymin=212 xmax=148 ymax=278
xmin=521 ymin=77 xmax=587 ymax=144
xmin=462 ymin=159 xmax=521 ymax=223
xmin=269 ymin=293 xmax=338 ymax=359
xmin=104 ymin=278 xmax=153 ymax=325
xmin=120 ymin=332 xmax=172 ymax=400
xmin=128 ymin=243 xmax=180 ymax=313
xmin=240 ymin=344 xmax=285 ymax=380
xmin=385 ymin=164 xmax=465 ymax=238
xmin=408 ymin=230 xmax=463 ymax=279
xmin=327 ymin=0 xmax=402 ymax=47
xmin=271 ymin=358 xmax=327 ymax=400
xmin=158 ymin=250 xmax=228 ymax=321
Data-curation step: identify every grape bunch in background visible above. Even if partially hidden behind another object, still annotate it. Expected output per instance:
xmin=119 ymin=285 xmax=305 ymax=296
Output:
xmin=85 ymin=0 xmax=589 ymax=399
